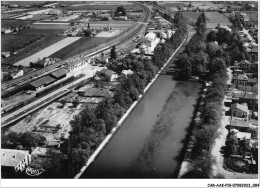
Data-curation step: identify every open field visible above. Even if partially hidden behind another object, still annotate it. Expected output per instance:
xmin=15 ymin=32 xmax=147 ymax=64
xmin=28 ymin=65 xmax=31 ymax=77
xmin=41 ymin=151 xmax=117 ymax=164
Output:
xmin=31 ymin=22 xmax=133 ymax=30
xmin=1 ymin=29 xmax=65 ymax=65
xmin=2 ymin=9 xmax=28 ymax=13
xmin=158 ymin=2 xmax=186 ymax=7
xmin=1 ymin=19 xmax=32 ymax=28
xmin=95 ymin=30 xmax=121 ymax=38
xmin=183 ymin=12 xmax=202 ymax=23
xmin=50 ymin=37 xmax=115 ymax=59
xmin=2 ymin=8 xmax=45 ymax=15
xmin=1 ymin=31 xmax=44 ymax=52
xmin=205 ymin=12 xmax=232 ymax=28
xmin=54 ymin=14 xmax=80 ymax=22
xmin=158 ymin=2 xmax=186 ymax=13
xmin=3 ymin=1 xmax=46 ymax=6
xmin=56 ymin=4 xmax=141 ymax=11
xmin=26 ymin=14 xmax=53 ymax=21
xmin=14 ymin=37 xmax=81 ymax=66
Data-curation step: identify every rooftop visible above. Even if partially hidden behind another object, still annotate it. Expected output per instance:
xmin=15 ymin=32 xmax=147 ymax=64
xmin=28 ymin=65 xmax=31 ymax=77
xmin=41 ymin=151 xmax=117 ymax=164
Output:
xmin=230 ymin=119 xmax=250 ymax=128
xmin=233 ymin=93 xmax=258 ymax=100
xmin=231 ymin=103 xmax=248 ymax=112
xmin=239 ymin=60 xmax=250 ymax=64
xmin=234 ymin=73 xmax=248 ymax=80
xmin=99 ymin=68 xmax=115 ymax=77
xmin=1 ymin=149 xmax=29 ymax=167
xmin=50 ymin=68 xmax=68 ymax=78
xmin=236 ymin=132 xmax=251 ymax=140
xmin=30 ymin=76 xmax=56 ymax=88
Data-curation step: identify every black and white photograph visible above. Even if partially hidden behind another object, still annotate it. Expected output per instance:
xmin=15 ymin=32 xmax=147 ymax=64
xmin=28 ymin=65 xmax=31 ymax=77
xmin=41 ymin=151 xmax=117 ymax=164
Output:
xmin=1 ymin=0 xmax=259 ymax=187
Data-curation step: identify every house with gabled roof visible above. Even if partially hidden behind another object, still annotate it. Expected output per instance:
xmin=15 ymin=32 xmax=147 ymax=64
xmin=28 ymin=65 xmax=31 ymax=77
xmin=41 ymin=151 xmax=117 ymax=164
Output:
xmin=233 ymin=73 xmax=257 ymax=88
xmin=231 ymin=103 xmax=249 ymax=119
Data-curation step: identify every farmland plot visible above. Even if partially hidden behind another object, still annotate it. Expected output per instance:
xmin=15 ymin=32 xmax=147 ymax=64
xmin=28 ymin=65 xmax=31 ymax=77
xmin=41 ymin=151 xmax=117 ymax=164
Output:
xmin=183 ymin=12 xmax=202 ymax=23
xmin=50 ymin=37 xmax=114 ymax=59
xmin=14 ymin=37 xmax=81 ymax=66
xmin=1 ymin=29 xmax=65 ymax=65
xmin=205 ymin=12 xmax=232 ymax=28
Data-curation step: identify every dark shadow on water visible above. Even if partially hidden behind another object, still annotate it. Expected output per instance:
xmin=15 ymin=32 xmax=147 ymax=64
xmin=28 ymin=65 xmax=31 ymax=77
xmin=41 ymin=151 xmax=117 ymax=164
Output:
xmin=171 ymin=84 xmax=204 ymax=178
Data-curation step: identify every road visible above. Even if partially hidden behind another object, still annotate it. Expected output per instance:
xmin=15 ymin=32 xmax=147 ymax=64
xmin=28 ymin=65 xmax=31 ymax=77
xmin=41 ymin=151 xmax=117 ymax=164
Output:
xmin=211 ymin=67 xmax=258 ymax=179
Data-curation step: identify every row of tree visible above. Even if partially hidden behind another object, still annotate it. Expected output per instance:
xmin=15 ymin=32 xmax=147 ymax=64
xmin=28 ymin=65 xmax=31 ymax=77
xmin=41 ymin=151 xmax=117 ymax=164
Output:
xmin=176 ymin=11 xmax=257 ymax=82
xmin=181 ymin=13 xmax=229 ymax=179
xmin=2 ymin=131 xmax=46 ymax=152
xmin=66 ymin=12 xmax=189 ymax=177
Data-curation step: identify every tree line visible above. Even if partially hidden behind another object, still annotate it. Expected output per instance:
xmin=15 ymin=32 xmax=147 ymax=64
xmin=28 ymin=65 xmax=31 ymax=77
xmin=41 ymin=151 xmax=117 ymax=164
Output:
xmin=179 ymin=12 xmax=235 ymax=178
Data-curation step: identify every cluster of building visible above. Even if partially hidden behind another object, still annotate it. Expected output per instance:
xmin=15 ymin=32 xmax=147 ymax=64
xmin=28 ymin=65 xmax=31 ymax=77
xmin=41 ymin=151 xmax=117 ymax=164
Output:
xmin=1 ymin=27 xmax=20 ymax=34
xmin=1 ymin=66 xmax=24 ymax=81
xmin=147 ymin=14 xmax=172 ymax=31
xmin=224 ymin=41 xmax=258 ymax=171
xmin=27 ymin=68 xmax=69 ymax=92
xmin=132 ymin=30 xmax=173 ymax=56
xmin=30 ymin=57 xmax=61 ymax=68
xmin=62 ymin=28 xmax=82 ymax=37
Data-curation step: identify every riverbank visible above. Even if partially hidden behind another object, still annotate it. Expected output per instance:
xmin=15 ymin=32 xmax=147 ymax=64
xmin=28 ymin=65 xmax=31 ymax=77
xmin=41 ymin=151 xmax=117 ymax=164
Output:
xmin=177 ymin=83 xmax=206 ymax=178
xmin=74 ymin=36 xmax=187 ymax=179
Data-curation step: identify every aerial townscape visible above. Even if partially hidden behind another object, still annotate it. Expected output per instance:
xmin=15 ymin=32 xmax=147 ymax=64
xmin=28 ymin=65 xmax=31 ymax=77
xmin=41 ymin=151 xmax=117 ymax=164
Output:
xmin=0 ymin=0 xmax=258 ymax=184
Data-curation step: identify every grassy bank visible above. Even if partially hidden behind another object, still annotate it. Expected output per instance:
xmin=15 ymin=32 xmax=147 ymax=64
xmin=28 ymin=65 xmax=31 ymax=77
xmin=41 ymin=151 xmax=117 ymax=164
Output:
xmin=129 ymin=81 xmax=202 ymax=178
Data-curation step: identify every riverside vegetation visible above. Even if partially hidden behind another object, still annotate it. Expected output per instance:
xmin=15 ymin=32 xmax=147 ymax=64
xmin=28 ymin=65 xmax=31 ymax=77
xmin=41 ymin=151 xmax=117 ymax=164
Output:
xmin=177 ymin=12 xmax=256 ymax=178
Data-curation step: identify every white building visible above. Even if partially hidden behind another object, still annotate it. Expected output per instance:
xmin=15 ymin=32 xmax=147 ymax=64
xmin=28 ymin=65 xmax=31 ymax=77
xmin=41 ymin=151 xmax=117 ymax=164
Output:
xmin=144 ymin=32 xmax=160 ymax=54
xmin=11 ymin=69 xmax=24 ymax=79
xmin=121 ymin=69 xmax=134 ymax=78
xmin=1 ymin=149 xmax=31 ymax=173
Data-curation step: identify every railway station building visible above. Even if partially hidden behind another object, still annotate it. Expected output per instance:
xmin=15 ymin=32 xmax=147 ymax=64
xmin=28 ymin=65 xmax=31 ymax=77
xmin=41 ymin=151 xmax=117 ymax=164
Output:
xmin=28 ymin=76 xmax=57 ymax=91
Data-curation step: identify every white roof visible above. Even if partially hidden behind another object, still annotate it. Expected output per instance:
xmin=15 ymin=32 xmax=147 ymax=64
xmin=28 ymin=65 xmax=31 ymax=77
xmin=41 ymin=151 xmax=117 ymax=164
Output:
xmin=230 ymin=128 xmax=239 ymax=133
xmin=145 ymin=32 xmax=157 ymax=41
xmin=1 ymin=149 xmax=30 ymax=167
xmin=236 ymin=132 xmax=251 ymax=140
xmin=122 ymin=69 xmax=134 ymax=75
xmin=131 ymin=48 xmax=140 ymax=53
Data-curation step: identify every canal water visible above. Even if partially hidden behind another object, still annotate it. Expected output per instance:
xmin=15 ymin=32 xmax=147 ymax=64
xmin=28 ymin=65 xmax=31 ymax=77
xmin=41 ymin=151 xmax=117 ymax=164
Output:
xmin=80 ymin=30 xmax=201 ymax=178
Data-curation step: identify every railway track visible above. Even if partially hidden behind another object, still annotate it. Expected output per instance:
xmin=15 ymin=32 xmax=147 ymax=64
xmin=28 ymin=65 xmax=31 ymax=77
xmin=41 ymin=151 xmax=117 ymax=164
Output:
xmin=1 ymin=3 xmax=150 ymax=96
